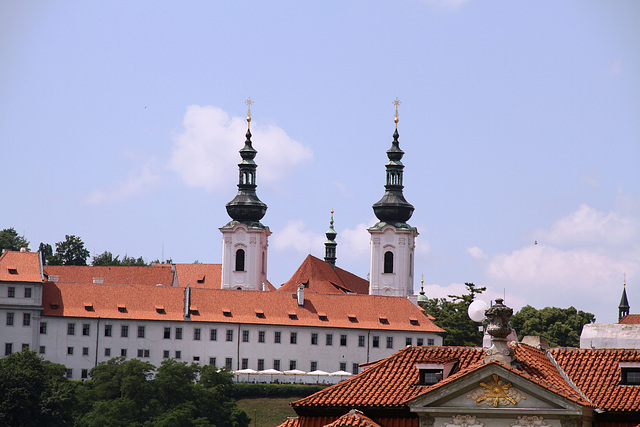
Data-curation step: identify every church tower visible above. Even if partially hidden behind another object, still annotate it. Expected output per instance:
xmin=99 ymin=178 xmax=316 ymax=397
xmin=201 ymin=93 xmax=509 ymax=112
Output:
xmin=368 ymin=99 xmax=418 ymax=297
xmin=619 ymin=280 xmax=630 ymax=321
xmin=220 ymin=99 xmax=271 ymax=290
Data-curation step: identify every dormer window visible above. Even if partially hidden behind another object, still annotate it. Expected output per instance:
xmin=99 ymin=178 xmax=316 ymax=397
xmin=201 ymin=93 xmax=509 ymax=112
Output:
xmin=8 ymin=268 xmax=18 ymax=275
xmin=348 ymin=314 xmax=358 ymax=323
xmin=84 ymin=303 xmax=94 ymax=312
xmin=620 ymin=362 xmax=640 ymax=385
xmin=379 ymin=316 xmax=389 ymax=325
xmin=155 ymin=306 xmax=166 ymax=314
xmin=223 ymin=309 xmax=232 ymax=317
xmin=416 ymin=362 xmax=457 ymax=386
xmin=288 ymin=312 xmax=298 ymax=320
xmin=117 ymin=305 xmax=126 ymax=313
xmin=255 ymin=310 xmax=265 ymax=319
xmin=409 ymin=318 xmax=419 ymax=326
xmin=318 ymin=313 xmax=328 ymax=321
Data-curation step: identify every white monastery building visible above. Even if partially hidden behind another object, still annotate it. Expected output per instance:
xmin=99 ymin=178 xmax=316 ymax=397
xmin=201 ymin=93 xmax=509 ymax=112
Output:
xmin=0 ymin=102 xmax=444 ymax=380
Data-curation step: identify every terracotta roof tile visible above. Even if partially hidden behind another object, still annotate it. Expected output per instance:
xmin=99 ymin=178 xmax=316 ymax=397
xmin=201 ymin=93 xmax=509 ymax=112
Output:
xmin=0 ymin=251 xmax=42 ymax=283
xmin=620 ymin=315 xmax=640 ymax=325
xmin=323 ymin=409 xmax=383 ymax=427
xmin=190 ymin=289 xmax=444 ymax=331
xmin=173 ymin=263 xmax=221 ymax=288
xmin=42 ymin=282 xmax=185 ymax=321
xmin=278 ymin=255 xmax=369 ymax=295
xmin=44 ymin=265 xmax=174 ymax=287
xmin=551 ymin=347 xmax=640 ymax=412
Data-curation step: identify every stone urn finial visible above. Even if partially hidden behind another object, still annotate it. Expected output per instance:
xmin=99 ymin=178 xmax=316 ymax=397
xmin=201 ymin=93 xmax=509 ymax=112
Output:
xmin=484 ymin=298 xmax=515 ymax=364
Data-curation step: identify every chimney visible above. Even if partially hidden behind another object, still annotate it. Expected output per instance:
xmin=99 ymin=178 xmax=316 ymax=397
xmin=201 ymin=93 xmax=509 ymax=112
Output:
xmin=297 ymin=284 xmax=304 ymax=307
xmin=484 ymin=298 xmax=515 ymax=365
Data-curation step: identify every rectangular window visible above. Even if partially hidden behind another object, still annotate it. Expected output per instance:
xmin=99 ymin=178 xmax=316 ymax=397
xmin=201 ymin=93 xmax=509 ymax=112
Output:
xmin=164 ymin=327 xmax=171 ymax=339
xmin=121 ymin=325 xmax=129 ymax=338
xmin=144 ymin=350 xmax=150 ymax=358
xmin=340 ymin=334 xmax=347 ymax=346
xmin=406 ymin=337 xmax=412 ymax=346
xmin=326 ymin=334 xmax=333 ymax=346
xmin=622 ymin=368 xmax=640 ymax=385
xmin=258 ymin=359 xmax=264 ymax=370
xmin=290 ymin=332 xmax=297 ymax=344
xmin=194 ymin=328 xmax=201 ymax=341
xmin=137 ymin=326 xmax=145 ymax=338
xmin=7 ymin=287 xmax=15 ymax=298
xmin=274 ymin=331 xmax=281 ymax=344
xmin=273 ymin=359 xmax=280 ymax=371
xmin=358 ymin=335 xmax=365 ymax=347
xmin=24 ymin=288 xmax=32 ymax=298
xmin=22 ymin=343 xmax=29 ymax=350
xmin=386 ymin=337 xmax=394 ymax=349
xmin=5 ymin=343 xmax=12 ymax=355
xmin=104 ymin=325 xmax=112 ymax=337
xmin=193 ymin=356 xmax=199 ymax=362
xmin=82 ymin=347 xmax=89 ymax=356
xmin=67 ymin=323 xmax=75 ymax=335
xmin=352 ymin=363 xmax=359 ymax=375
xmin=66 ymin=369 xmax=72 ymax=379
xmin=81 ymin=369 xmax=88 ymax=379
xmin=258 ymin=331 xmax=265 ymax=343
xmin=6 ymin=312 xmax=13 ymax=326
xmin=105 ymin=348 xmax=111 ymax=357
xmin=121 ymin=348 xmax=127 ymax=357
xmin=372 ymin=336 xmax=379 ymax=348
xmin=225 ymin=358 xmax=233 ymax=369
xmin=210 ymin=328 xmax=217 ymax=341
xmin=163 ymin=350 xmax=170 ymax=359
xmin=82 ymin=323 xmax=90 ymax=336
xmin=138 ymin=349 xmax=144 ymax=358
xmin=242 ymin=358 xmax=248 ymax=370
xmin=67 ymin=346 xmax=74 ymax=355
xmin=428 ymin=339 xmax=435 ymax=346
xmin=175 ymin=327 xmax=183 ymax=340
xmin=311 ymin=333 xmax=318 ymax=345
xmin=242 ymin=330 xmax=249 ymax=342
xmin=226 ymin=329 xmax=233 ymax=342
xmin=22 ymin=313 xmax=31 ymax=326
xmin=417 ymin=338 xmax=424 ymax=346
xmin=39 ymin=346 xmax=45 ymax=354
xmin=310 ymin=361 xmax=318 ymax=371
xmin=209 ymin=357 xmax=216 ymax=366
xmin=289 ymin=360 xmax=297 ymax=370
xmin=175 ymin=350 xmax=181 ymax=359
xmin=40 ymin=322 xmax=47 ymax=334
xmin=340 ymin=362 xmax=346 ymax=372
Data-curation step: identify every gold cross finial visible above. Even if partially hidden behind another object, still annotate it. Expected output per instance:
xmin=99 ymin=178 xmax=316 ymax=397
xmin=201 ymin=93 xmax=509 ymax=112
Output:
xmin=393 ymin=97 xmax=401 ymax=128
xmin=245 ymin=97 xmax=253 ymax=128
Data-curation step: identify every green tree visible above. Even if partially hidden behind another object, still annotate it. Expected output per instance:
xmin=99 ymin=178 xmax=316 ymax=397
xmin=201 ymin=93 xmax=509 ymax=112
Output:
xmin=510 ymin=305 xmax=595 ymax=347
xmin=423 ymin=282 xmax=486 ymax=346
xmin=38 ymin=243 xmax=53 ymax=265
xmin=48 ymin=235 xmax=90 ymax=266
xmin=0 ymin=350 xmax=77 ymax=426
xmin=93 ymin=252 xmax=148 ymax=266
xmin=0 ymin=228 xmax=30 ymax=252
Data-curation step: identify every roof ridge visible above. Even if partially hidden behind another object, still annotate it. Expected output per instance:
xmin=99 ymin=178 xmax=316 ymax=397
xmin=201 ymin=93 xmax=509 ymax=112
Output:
xmin=544 ymin=348 xmax=593 ymax=406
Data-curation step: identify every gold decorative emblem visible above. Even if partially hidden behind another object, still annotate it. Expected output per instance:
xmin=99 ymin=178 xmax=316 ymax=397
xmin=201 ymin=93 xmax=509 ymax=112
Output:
xmin=466 ymin=374 xmax=527 ymax=407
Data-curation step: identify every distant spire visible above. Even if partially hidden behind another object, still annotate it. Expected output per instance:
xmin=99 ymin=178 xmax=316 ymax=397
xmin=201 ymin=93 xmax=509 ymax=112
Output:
xmin=372 ymin=98 xmax=415 ymax=225
xmin=619 ymin=279 xmax=630 ymax=322
xmin=417 ymin=274 xmax=428 ymax=307
xmin=324 ymin=209 xmax=337 ymax=269
xmin=225 ymin=98 xmax=267 ymax=227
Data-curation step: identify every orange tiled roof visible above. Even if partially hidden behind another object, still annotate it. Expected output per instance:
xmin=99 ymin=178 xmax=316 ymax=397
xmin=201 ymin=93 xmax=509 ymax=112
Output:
xmin=620 ymin=315 xmax=640 ymax=325
xmin=190 ymin=288 xmax=444 ymax=332
xmin=551 ymin=347 xmax=640 ymax=412
xmin=293 ymin=346 xmax=484 ymax=409
xmin=323 ymin=409 xmax=384 ymax=427
xmin=277 ymin=416 xmax=418 ymax=427
xmin=0 ymin=251 xmax=42 ymax=283
xmin=278 ymin=255 xmax=369 ymax=295
xmin=42 ymin=282 xmax=185 ymax=321
xmin=172 ymin=263 xmax=221 ymax=289
xmin=44 ymin=265 xmax=175 ymax=287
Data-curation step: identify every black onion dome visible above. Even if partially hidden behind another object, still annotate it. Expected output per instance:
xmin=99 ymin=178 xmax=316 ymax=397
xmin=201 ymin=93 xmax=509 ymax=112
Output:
xmin=372 ymin=128 xmax=414 ymax=224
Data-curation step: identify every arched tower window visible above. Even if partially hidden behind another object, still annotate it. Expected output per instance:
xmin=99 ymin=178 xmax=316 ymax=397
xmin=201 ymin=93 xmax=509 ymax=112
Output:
xmin=383 ymin=251 xmax=394 ymax=274
xmin=235 ymin=249 xmax=245 ymax=272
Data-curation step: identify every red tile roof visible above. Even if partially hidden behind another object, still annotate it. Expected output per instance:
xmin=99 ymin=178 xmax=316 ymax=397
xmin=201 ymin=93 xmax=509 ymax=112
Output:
xmin=42 ymin=282 xmax=185 ymax=321
xmin=620 ymin=315 xmax=640 ymax=325
xmin=323 ymin=409 xmax=384 ymax=427
xmin=0 ymin=251 xmax=42 ymax=283
xmin=44 ymin=265 xmax=175 ymax=287
xmin=278 ymin=255 xmax=369 ymax=295
xmin=293 ymin=346 xmax=484 ymax=410
xmin=190 ymin=288 xmax=444 ymax=332
xmin=550 ymin=347 xmax=640 ymax=412
xmin=172 ymin=263 xmax=221 ymax=289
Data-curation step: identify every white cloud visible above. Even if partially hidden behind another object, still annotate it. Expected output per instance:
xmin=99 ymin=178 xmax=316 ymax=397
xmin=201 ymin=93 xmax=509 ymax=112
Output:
xmin=169 ymin=105 xmax=312 ymax=192
xmin=84 ymin=162 xmax=162 ymax=204
xmin=467 ymin=246 xmax=487 ymax=260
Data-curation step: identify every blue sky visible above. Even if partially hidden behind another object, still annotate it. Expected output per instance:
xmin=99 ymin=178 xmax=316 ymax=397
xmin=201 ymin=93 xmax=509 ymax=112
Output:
xmin=1 ymin=1 xmax=638 ymax=324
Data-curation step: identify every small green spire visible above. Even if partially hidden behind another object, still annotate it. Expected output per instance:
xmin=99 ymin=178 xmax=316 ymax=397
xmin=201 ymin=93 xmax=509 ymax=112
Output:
xmin=324 ymin=209 xmax=337 ymax=269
